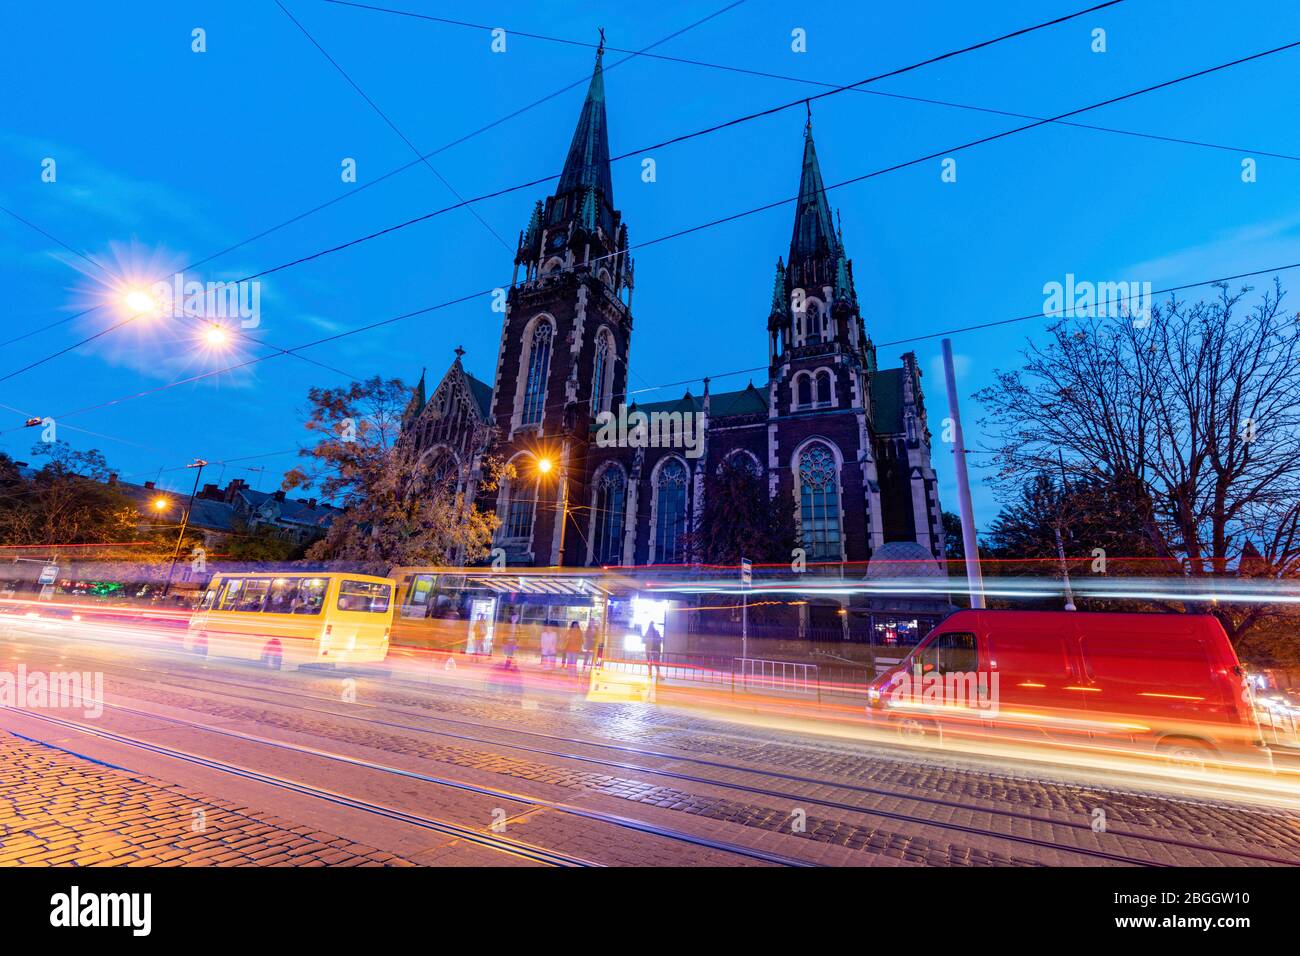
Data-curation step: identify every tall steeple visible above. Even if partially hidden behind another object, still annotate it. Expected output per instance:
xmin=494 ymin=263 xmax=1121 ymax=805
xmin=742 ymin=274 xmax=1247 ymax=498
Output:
xmin=788 ymin=114 xmax=840 ymax=290
xmin=514 ymin=32 xmax=630 ymax=294
xmin=548 ymin=38 xmax=616 ymax=235
xmin=768 ymin=116 xmax=867 ymax=369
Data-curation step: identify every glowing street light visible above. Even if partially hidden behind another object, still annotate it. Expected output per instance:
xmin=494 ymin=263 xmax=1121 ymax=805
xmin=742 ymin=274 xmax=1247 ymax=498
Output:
xmin=535 ymin=456 xmax=554 ymax=476
xmin=152 ymin=497 xmax=170 ymax=512
xmin=124 ymin=289 xmax=159 ymax=316
xmin=203 ymin=324 xmax=230 ymax=348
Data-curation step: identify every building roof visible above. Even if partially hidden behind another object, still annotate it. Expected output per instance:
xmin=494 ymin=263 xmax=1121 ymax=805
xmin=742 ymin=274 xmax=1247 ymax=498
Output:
xmin=116 ymin=481 xmax=236 ymax=533
xmin=865 ymin=540 xmax=944 ymax=578
xmin=115 ymin=478 xmax=339 ymax=535
xmin=633 ymin=382 xmax=768 ymax=418
xmin=237 ymin=488 xmax=340 ymax=530
xmin=464 ymin=373 xmax=493 ymax=419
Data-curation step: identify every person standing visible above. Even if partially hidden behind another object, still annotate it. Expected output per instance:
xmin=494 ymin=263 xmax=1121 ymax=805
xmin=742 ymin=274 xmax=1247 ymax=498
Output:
xmin=563 ymin=621 xmax=583 ymax=671
xmin=504 ymin=611 xmax=520 ymax=664
xmin=643 ymin=621 xmax=664 ymax=681
xmin=540 ymin=620 xmax=558 ymax=668
xmin=581 ymin=618 xmax=598 ymax=672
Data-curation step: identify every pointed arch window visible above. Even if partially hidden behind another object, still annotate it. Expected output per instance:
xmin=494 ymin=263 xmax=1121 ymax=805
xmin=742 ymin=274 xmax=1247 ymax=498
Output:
xmin=654 ymin=459 xmax=689 ymax=564
xmin=797 ymin=373 xmax=813 ymax=409
xmin=521 ymin=321 xmax=553 ymax=425
xmin=503 ymin=473 xmax=538 ymax=540
xmin=425 ymin=447 xmax=460 ymax=493
xmin=591 ymin=330 xmax=612 ymax=414
xmin=798 ymin=442 xmax=842 ymax=560
xmin=806 ymin=301 xmax=822 ymax=345
xmin=591 ymin=467 xmax=626 ymax=565
xmin=816 ymin=370 xmax=833 ymax=407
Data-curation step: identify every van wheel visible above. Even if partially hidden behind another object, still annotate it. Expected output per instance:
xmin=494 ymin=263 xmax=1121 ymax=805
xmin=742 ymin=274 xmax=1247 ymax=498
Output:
xmin=1158 ymin=739 xmax=1215 ymax=772
xmin=192 ymin=634 xmax=208 ymax=657
xmin=895 ymin=715 xmax=940 ymax=745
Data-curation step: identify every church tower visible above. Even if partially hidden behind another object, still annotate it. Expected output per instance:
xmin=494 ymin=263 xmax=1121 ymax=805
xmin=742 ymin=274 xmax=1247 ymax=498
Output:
xmin=766 ymin=116 xmax=886 ymax=562
xmin=488 ymin=42 xmax=634 ymax=566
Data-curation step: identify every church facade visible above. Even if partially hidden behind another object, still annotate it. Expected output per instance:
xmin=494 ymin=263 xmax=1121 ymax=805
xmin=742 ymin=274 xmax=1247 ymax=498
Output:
xmin=401 ymin=47 xmax=946 ymax=571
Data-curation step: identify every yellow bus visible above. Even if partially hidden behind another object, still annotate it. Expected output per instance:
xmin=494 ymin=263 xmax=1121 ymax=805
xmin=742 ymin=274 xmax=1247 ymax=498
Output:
xmin=186 ymin=572 xmax=395 ymax=670
xmin=389 ymin=567 xmax=611 ymax=656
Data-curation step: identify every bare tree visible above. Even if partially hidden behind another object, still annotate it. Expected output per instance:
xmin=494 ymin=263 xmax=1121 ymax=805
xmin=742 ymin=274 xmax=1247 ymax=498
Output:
xmin=976 ymin=281 xmax=1300 ymax=642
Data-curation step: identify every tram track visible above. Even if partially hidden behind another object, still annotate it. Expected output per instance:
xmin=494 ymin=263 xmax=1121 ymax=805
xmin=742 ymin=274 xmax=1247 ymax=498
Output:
xmin=0 ymin=669 xmax=814 ymax=867
xmin=6 ymin=712 xmax=597 ymax=868
xmin=107 ymin=668 xmax=1300 ymax=866
xmin=7 ymin=629 xmax=1290 ymax=866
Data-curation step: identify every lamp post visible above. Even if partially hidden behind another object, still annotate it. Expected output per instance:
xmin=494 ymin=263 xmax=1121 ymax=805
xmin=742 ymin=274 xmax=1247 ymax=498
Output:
xmin=534 ymin=447 xmax=570 ymax=567
xmin=161 ymin=458 xmax=207 ymax=597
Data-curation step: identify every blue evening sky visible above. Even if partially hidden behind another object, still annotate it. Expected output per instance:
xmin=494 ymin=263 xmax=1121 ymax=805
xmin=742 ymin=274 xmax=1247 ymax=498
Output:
xmin=2 ymin=0 xmax=1298 ymax=526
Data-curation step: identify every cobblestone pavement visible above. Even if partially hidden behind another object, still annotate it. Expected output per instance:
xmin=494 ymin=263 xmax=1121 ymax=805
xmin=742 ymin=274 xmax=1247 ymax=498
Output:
xmin=0 ymin=732 xmax=416 ymax=867
xmin=59 ymin=677 xmax=1041 ymax=865
xmin=265 ymin=666 xmax=1300 ymax=858
xmin=6 ymin=628 xmax=1300 ymax=867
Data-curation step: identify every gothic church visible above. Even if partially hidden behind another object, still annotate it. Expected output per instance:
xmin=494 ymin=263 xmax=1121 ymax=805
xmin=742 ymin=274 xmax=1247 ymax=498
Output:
xmin=400 ymin=46 xmax=946 ymax=569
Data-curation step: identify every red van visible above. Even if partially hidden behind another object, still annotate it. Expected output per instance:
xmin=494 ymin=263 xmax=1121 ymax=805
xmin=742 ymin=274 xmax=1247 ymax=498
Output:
xmin=866 ymin=610 xmax=1269 ymax=770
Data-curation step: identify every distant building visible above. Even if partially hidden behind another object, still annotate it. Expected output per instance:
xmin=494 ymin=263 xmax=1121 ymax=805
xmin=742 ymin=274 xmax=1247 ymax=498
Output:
xmin=112 ymin=475 xmax=340 ymax=549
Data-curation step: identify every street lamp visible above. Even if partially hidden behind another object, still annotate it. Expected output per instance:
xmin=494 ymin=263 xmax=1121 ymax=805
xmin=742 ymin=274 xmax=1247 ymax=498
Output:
xmin=123 ymin=289 xmax=159 ymax=317
xmin=161 ymin=458 xmax=207 ymax=598
xmin=202 ymin=323 xmax=230 ymax=348
xmin=532 ymin=451 xmax=569 ymax=565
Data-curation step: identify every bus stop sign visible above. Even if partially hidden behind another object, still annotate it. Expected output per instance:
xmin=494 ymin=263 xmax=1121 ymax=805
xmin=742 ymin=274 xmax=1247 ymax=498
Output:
xmin=38 ymin=564 xmax=58 ymax=585
xmin=740 ymin=558 xmax=752 ymax=588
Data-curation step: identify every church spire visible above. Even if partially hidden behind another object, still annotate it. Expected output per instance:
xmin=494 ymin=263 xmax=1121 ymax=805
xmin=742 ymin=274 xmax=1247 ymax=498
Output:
xmin=788 ymin=115 xmax=838 ymax=285
xmin=554 ymin=37 xmax=614 ymax=230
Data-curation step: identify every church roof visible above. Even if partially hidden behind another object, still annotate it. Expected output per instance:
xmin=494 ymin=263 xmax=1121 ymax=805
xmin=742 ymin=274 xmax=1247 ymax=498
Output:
xmin=789 ymin=120 xmax=839 ymax=271
xmin=871 ymin=368 xmax=905 ymax=433
xmin=464 ymin=373 xmax=493 ymax=419
xmin=633 ymin=382 xmax=768 ymax=418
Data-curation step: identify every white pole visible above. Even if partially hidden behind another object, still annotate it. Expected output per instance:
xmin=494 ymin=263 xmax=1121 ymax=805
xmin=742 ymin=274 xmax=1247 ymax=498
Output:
xmin=942 ymin=339 xmax=985 ymax=609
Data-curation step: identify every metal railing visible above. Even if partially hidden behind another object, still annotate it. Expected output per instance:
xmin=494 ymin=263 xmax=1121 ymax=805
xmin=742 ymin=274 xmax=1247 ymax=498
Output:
xmin=593 ymin=651 xmax=882 ymax=702
xmin=736 ymin=657 xmax=818 ymax=696
xmin=599 ymin=651 xmax=733 ymax=687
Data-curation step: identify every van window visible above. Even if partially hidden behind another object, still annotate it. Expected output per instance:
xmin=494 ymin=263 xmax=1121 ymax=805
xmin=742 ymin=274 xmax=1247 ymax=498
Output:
xmin=913 ymin=632 xmax=979 ymax=675
xmin=338 ymin=580 xmax=392 ymax=614
xmin=217 ymin=578 xmax=245 ymax=611
xmin=235 ymin=578 xmax=271 ymax=613
xmin=294 ymin=578 xmax=327 ymax=615
xmin=198 ymin=585 xmax=218 ymax=611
